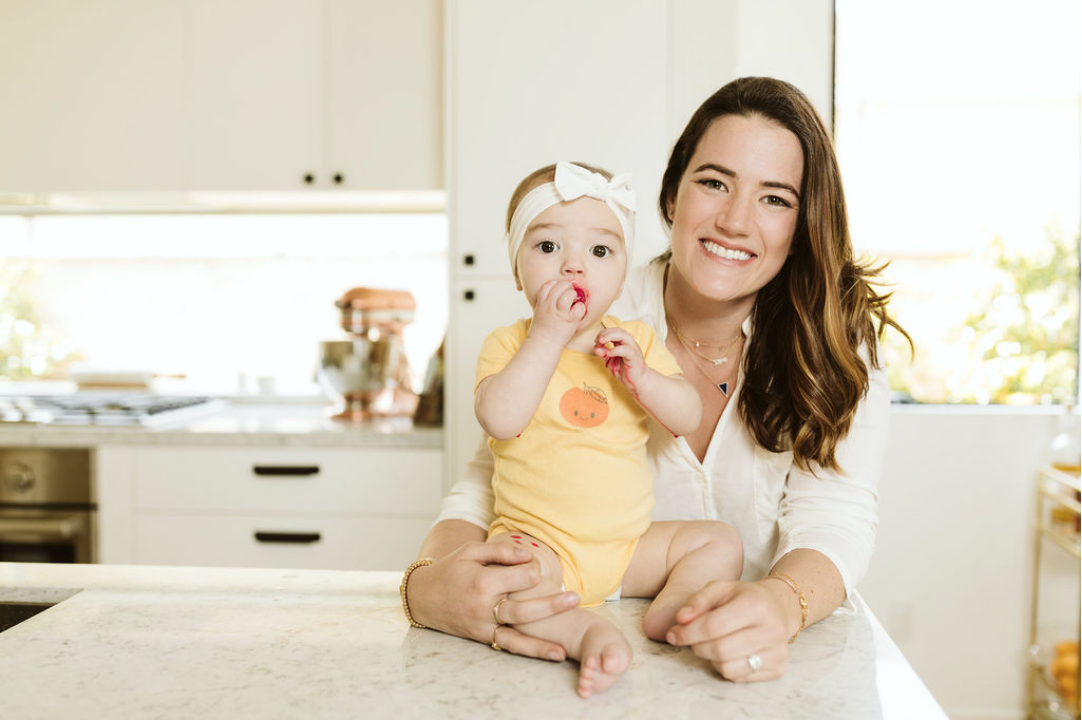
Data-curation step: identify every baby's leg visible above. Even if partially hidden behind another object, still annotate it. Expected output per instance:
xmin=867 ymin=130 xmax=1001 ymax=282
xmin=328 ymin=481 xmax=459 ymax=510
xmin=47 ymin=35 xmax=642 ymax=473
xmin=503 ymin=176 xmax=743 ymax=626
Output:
xmin=621 ymin=521 xmax=743 ymax=642
xmin=489 ymin=532 xmax=631 ymax=697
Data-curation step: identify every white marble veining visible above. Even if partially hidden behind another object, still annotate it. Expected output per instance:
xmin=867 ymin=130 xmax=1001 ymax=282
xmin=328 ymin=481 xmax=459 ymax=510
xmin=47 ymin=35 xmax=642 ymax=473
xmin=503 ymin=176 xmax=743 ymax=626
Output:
xmin=0 ymin=403 xmax=442 ymax=449
xmin=0 ymin=563 xmax=947 ymax=720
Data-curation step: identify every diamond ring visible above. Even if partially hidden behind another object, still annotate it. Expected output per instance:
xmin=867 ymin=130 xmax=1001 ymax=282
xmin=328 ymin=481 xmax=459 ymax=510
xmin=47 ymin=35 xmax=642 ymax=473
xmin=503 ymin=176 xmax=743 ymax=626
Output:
xmin=747 ymin=653 xmax=763 ymax=672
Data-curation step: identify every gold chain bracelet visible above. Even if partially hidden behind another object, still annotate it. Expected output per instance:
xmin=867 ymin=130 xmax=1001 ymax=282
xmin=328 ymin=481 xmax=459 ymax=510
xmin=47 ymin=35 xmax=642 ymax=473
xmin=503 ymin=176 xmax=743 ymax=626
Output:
xmin=400 ymin=557 xmax=435 ymax=628
xmin=765 ymin=572 xmax=809 ymax=643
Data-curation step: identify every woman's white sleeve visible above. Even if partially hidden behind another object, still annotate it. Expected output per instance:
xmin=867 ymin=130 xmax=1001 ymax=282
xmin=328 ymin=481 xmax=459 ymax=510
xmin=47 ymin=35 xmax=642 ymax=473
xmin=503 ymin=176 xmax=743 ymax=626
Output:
xmin=770 ymin=366 xmax=890 ymax=595
xmin=434 ymin=436 xmax=495 ymax=530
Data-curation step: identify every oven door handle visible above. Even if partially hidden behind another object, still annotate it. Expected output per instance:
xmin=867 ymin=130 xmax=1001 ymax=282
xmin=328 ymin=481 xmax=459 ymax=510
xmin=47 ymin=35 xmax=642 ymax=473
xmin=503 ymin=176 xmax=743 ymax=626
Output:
xmin=0 ymin=513 xmax=86 ymax=541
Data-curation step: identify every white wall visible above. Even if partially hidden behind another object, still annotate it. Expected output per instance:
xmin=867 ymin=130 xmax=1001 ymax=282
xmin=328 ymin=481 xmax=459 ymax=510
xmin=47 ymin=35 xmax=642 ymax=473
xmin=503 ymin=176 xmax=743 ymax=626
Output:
xmin=862 ymin=406 xmax=1077 ymax=720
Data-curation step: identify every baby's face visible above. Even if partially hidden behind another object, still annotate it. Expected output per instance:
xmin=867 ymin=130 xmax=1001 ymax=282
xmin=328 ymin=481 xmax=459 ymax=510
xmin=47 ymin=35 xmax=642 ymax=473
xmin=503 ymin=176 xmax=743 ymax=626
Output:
xmin=515 ymin=197 xmax=627 ymax=322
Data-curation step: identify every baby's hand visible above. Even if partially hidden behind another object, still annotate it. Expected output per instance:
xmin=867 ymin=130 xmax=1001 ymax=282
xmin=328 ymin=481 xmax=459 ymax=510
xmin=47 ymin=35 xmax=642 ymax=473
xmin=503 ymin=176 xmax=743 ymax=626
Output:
xmin=528 ymin=280 xmax=587 ymax=347
xmin=594 ymin=327 xmax=646 ymax=394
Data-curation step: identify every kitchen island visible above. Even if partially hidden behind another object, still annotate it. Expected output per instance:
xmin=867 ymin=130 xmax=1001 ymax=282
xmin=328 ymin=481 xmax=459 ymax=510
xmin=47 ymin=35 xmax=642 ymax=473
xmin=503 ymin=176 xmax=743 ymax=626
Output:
xmin=0 ymin=562 xmax=946 ymax=719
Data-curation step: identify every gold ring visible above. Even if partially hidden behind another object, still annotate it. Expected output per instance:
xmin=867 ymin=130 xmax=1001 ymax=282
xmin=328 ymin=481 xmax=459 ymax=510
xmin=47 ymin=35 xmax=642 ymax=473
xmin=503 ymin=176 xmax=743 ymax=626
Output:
xmin=492 ymin=597 xmax=509 ymax=626
xmin=491 ymin=624 xmax=503 ymax=652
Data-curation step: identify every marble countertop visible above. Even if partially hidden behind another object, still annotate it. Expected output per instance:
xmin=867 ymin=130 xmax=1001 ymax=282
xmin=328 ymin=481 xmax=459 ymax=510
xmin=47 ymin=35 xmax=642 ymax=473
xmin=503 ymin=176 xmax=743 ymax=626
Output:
xmin=0 ymin=401 xmax=442 ymax=449
xmin=0 ymin=562 xmax=947 ymax=720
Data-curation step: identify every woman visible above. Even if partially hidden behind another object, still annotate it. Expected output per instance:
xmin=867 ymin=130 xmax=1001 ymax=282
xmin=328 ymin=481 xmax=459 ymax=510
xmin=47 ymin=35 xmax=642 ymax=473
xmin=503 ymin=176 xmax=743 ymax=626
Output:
xmin=401 ymin=76 xmax=908 ymax=682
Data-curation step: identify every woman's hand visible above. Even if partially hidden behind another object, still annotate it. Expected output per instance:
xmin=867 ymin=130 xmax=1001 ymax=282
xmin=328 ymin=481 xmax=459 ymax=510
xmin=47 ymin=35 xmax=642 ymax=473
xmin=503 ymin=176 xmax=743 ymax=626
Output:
xmin=406 ymin=540 xmax=580 ymax=661
xmin=664 ymin=579 xmax=796 ymax=682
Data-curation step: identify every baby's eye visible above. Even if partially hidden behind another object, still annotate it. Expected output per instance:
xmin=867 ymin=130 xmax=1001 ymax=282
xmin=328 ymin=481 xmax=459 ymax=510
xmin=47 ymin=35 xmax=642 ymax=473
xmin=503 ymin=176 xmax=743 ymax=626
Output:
xmin=591 ymin=245 xmax=611 ymax=258
xmin=538 ymin=240 xmax=557 ymax=253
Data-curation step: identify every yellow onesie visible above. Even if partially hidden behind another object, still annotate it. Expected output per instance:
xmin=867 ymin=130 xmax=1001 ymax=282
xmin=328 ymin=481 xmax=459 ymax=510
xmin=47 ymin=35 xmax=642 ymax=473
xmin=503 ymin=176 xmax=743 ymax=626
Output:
xmin=476 ymin=316 xmax=683 ymax=606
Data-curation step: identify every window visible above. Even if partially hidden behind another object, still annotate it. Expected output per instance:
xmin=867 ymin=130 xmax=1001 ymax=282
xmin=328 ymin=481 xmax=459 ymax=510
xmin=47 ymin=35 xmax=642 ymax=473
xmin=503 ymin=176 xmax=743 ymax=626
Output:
xmin=0 ymin=213 xmax=448 ymax=395
xmin=834 ymin=0 xmax=1080 ymax=404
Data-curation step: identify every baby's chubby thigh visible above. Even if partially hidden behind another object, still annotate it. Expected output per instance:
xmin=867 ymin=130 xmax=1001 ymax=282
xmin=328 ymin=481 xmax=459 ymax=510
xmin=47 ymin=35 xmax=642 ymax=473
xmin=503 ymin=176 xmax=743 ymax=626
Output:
xmin=489 ymin=530 xmax=566 ymax=598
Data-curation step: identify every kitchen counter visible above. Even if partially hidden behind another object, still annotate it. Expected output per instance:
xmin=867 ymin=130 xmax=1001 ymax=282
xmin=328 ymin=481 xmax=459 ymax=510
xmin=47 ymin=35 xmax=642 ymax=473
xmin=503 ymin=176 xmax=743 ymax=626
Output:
xmin=0 ymin=401 xmax=442 ymax=449
xmin=0 ymin=562 xmax=947 ymax=720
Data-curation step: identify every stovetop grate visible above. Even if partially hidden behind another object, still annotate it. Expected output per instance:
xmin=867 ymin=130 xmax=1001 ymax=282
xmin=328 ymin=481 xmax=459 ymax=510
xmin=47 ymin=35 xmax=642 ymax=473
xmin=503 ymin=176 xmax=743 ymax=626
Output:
xmin=0 ymin=394 xmax=225 ymax=426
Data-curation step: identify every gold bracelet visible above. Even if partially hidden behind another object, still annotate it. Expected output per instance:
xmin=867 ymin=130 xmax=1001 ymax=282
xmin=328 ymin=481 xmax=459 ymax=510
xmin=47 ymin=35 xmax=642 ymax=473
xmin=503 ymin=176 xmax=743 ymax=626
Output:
xmin=766 ymin=572 xmax=809 ymax=643
xmin=400 ymin=557 xmax=436 ymax=629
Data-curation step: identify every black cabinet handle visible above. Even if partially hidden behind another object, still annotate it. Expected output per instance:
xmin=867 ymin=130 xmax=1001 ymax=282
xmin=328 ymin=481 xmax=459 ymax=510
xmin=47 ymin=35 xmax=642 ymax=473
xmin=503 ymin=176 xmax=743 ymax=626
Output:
xmin=303 ymin=173 xmax=315 ymax=185
xmin=463 ymin=254 xmax=474 ymax=266
xmin=254 ymin=531 xmax=321 ymax=544
xmin=252 ymin=465 xmax=320 ymax=477
xmin=333 ymin=173 xmax=344 ymax=184
xmin=464 ymin=289 xmax=475 ymax=301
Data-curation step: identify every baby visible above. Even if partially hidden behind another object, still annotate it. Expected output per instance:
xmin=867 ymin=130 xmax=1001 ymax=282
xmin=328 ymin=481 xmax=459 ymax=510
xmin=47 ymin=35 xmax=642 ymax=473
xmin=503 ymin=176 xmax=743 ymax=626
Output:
xmin=475 ymin=162 xmax=743 ymax=697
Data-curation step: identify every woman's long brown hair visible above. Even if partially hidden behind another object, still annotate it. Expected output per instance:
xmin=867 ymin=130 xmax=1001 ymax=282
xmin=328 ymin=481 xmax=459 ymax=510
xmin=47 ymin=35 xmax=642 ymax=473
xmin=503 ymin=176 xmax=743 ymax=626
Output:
xmin=659 ymin=77 xmax=911 ymax=473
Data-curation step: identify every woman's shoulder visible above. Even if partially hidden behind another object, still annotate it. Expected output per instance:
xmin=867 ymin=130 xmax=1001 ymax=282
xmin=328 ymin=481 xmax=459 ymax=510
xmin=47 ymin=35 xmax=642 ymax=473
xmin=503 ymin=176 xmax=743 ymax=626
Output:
xmin=612 ymin=258 xmax=667 ymax=330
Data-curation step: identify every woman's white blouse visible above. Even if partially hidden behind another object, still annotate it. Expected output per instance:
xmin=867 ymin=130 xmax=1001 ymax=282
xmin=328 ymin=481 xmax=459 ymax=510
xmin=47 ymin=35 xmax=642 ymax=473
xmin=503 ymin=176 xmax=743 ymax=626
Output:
xmin=437 ymin=261 xmax=890 ymax=595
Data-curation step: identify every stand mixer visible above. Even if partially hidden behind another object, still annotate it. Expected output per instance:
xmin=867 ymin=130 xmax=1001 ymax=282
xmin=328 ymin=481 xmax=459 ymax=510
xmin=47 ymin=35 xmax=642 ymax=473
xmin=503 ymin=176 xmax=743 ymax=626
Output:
xmin=318 ymin=287 xmax=418 ymax=422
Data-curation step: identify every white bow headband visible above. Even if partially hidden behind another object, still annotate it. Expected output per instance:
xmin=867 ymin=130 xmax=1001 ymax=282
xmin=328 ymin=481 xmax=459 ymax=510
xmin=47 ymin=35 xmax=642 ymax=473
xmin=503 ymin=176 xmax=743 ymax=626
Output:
xmin=506 ymin=162 xmax=636 ymax=275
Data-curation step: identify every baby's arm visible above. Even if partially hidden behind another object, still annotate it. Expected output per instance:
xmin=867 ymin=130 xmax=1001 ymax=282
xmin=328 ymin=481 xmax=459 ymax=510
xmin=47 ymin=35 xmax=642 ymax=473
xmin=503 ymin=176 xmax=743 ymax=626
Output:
xmin=476 ymin=280 xmax=585 ymax=440
xmin=594 ymin=326 xmax=702 ymax=437
xmin=475 ymin=335 xmax=563 ymax=440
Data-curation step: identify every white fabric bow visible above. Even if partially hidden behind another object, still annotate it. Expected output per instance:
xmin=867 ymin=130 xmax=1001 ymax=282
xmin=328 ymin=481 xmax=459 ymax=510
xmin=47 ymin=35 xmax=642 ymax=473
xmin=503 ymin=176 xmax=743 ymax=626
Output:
xmin=553 ymin=162 xmax=636 ymax=214
xmin=506 ymin=162 xmax=636 ymax=277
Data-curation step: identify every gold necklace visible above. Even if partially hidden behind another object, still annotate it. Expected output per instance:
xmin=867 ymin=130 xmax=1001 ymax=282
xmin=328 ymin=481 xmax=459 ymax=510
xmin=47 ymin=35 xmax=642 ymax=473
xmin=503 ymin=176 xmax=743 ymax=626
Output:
xmin=669 ymin=322 xmax=743 ymax=367
xmin=679 ymin=342 xmax=739 ymax=397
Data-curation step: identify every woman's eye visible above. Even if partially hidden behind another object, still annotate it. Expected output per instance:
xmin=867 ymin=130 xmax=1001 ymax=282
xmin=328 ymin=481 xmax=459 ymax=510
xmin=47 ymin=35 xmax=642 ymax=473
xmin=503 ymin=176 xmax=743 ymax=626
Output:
xmin=591 ymin=246 xmax=611 ymax=258
xmin=763 ymin=195 xmax=793 ymax=208
xmin=538 ymin=240 xmax=557 ymax=253
xmin=696 ymin=178 xmax=725 ymax=191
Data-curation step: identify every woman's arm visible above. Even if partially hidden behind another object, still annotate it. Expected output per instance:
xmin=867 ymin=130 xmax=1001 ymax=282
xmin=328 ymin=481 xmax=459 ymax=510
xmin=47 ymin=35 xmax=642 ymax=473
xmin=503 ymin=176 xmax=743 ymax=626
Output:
xmin=664 ymin=365 xmax=889 ymax=681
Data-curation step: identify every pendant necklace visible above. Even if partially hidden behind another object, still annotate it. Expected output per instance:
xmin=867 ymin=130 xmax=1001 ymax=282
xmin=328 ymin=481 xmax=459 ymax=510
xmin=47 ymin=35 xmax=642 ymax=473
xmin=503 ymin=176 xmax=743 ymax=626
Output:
xmin=668 ymin=320 xmax=743 ymax=397
xmin=683 ymin=346 xmax=739 ymax=397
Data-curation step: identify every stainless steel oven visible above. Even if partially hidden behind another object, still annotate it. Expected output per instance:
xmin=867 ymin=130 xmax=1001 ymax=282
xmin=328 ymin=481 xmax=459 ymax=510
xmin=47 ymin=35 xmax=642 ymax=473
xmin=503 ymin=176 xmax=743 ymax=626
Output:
xmin=0 ymin=448 xmax=95 ymax=563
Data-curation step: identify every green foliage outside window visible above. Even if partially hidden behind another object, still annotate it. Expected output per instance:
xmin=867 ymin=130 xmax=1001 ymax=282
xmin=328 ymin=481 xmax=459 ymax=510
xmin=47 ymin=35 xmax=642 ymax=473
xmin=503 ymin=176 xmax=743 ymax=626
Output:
xmin=884 ymin=225 xmax=1080 ymax=404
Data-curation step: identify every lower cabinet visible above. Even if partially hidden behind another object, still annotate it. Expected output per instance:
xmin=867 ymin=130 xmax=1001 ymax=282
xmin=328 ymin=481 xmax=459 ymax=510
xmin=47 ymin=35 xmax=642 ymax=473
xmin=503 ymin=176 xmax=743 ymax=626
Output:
xmin=97 ymin=444 xmax=441 ymax=571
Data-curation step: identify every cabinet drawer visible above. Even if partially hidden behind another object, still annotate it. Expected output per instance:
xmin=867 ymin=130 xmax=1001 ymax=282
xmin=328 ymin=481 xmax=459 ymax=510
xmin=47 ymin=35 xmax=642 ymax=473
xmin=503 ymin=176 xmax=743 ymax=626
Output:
xmin=132 ymin=447 xmax=441 ymax=515
xmin=133 ymin=513 xmax=431 ymax=571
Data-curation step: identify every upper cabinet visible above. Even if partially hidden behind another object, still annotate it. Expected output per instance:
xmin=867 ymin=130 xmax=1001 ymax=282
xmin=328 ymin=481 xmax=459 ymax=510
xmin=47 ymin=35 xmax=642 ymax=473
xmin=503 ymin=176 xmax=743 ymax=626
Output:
xmin=186 ymin=0 xmax=442 ymax=192
xmin=0 ymin=0 xmax=442 ymax=193
xmin=0 ymin=0 xmax=188 ymax=192
xmin=446 ymin=0 xmax=670 ymax=278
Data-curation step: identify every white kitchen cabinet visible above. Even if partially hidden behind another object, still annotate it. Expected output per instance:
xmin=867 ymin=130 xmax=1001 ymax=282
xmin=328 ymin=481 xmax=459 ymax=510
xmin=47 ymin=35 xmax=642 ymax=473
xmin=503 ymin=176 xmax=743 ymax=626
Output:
xmin=0 ymin=0 xmax=188 ymax=192
xmin=186 ymin=0 xmax=442 ymax=192
xmin=98 ymin=445 xmax=441 ymax=571
xmin=0 ymin=0 xmax=441 ymax=193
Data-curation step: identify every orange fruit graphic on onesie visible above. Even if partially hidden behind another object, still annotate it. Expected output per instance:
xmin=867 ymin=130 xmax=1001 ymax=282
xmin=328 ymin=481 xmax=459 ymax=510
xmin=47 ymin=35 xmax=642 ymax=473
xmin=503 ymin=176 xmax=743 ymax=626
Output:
xmin=560 ymin=383 xmax=609 ymax=428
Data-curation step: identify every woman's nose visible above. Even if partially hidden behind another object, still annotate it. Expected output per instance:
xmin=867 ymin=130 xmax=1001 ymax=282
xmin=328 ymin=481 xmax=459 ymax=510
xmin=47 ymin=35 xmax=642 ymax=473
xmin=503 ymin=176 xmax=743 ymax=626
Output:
xmin=717 ymin=194 xmax=751 ymax=235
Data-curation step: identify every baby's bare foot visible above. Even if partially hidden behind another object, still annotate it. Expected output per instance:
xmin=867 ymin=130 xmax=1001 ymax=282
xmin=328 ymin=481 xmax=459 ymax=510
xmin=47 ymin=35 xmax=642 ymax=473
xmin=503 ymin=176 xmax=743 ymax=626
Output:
xmin=575 ymin=624 xmax=631 ymax=698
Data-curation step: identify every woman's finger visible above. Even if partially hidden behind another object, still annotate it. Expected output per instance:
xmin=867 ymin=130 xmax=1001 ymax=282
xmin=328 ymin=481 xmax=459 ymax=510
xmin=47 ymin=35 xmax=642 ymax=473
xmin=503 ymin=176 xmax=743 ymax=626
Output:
xmin=714 ymin=648 xmax=787 ymax=683
xmin=461 ymin=539 xmax=534 ymax=566
xmin=684 ymin=624 xmax=765 ymax=664
xmin=666 ymin=581 xmax=743 ymax=645
xmin=497 ymin=591 xmax=580 ymax=627
xmin=493 ymin=625 xmax=568 ymax=662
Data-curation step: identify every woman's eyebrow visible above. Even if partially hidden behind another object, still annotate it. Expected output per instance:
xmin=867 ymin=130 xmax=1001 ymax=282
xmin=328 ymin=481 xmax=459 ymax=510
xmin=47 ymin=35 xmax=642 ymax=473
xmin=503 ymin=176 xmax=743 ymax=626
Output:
xmin=694 ymin=163 xmax=800 ymax=200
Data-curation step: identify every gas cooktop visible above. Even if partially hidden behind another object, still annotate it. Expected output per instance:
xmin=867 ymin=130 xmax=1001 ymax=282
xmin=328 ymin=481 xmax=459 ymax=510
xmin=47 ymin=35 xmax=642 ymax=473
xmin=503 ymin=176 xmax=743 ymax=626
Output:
xmin=0 ymin=394 xmax=226 ymax=427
